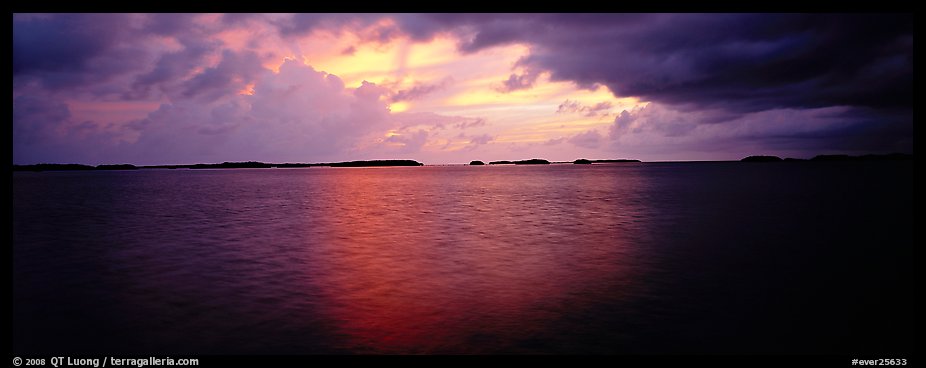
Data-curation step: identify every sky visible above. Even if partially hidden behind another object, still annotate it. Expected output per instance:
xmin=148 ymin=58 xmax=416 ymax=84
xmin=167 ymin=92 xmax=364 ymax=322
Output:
xmin=12 ymin=13 xmax=913 ymax=165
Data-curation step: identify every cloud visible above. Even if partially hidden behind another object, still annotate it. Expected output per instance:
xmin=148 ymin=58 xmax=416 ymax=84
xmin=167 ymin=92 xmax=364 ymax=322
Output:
xmin=13 ymin=14 xmax=151 ymax=93
xmin=389 ymin=77 xmax=454 ymax=103
xmin=127 ymin=38 xmax=222 ymax=100
xmin=341 ymin=46 xmax=357 ymax=55
xmin=384 ymin=130 xmax=430 ymax=153
xmin=390 ymin=112 xmax=486 ymax=131
xmin=274 ymin=14 xmax=406 ymax=44
xmin=12 ymin=94 xmax=137 ymax=164
xmin=454 ymin=118 xmax=486 ymax=130
xmin=395 ymin=14 xmax=912 ymax=154
xmin=13 ymin=14 xmax=125 ymax=77
xmin=180 ymin=50 xmax=265 ymax=102
xmin=556 ymin=99 xmax=613 ymax=117
xmin=12 ymin=95 xmax=71 ymax=147
xmin=501 ymin=14 xmax=912 ymax=113
xmin=11 ymin=14 xmax=913 ymax=164
xmin=568 ymin=130 xmax=603 ymax=149
xmin=543 ymin=137 xmax=566 ymax=146
xmin=264 ymin=13 xmax=912 ymax=114
xmin=468 ymin=134 xmax=494 ymax=145
xmin=497 ymin=68 xmax=542 ymax=93
xmin=15 ymin=56 xmax=393 ymax=165
xmin=604 ymin=102 xmax=912 ymax=157
xmin=142 ymin=13 xmax=201 ymax=37
xmin=443 ymin=133 xmax=494 ymax=151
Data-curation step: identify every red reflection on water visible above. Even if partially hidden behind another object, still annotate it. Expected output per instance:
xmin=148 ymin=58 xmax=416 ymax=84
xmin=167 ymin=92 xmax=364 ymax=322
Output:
xmin=306 ymin=167 xmax=650 ymax=353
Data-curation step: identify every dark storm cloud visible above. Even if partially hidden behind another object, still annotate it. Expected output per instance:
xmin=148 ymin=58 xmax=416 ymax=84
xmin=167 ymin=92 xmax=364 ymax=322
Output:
xmin=13 ymin=14 xmax=143 ymax=90
xmin=516 ymin=14 xmax=911 ymax=112
xmin=219 ymin=13 xmax=260 ymax=26
xmin=128 ymin=38 xmax=221 ymax=100
xmin=13 ymin=14 xmax=122 ymax=76
xmin=16 ymin=14 xmax=912 ymax=114
xmin=275 ymin=13 xmax=380 ymax=37
xmin=13 ymin=14 xmax=225 ymax=95
xmin=179 ymin=49 xmax=265 ymax=102
xmin=376 ymin=14 xmax=913 ymax=114
xmin=267 ymin=12 xmax=912 ymax=116
xmin=390 ymin=13 xmax=912 ymax=154
xmin=12 ymin=95 xmax=71 ymax=145
xmin=497 ymin=69 xmax=541 ymax=92
xmin=143 ymin=13 xmax=200 ymax=36
xmin=11 ymin=13 xmax=913 ymax=165
xmin=739 ymin=107 xmax=915 ymax=153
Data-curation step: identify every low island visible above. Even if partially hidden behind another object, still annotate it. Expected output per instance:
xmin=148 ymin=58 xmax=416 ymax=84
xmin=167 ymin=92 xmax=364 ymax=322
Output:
xmin=14 ymin=159 xmax=425 ymax=171
xmin=12 ymin=163 xmax=140 ymax=172
xmin=489 ymin=159 xmax=551 ymax=165
xmin=741 ymin=155 xmax=783 ymax=162
xmin=328 ymin=160 xmax=423 ymax=167
xmin=573 ymin=159 xmax=641 ymax=164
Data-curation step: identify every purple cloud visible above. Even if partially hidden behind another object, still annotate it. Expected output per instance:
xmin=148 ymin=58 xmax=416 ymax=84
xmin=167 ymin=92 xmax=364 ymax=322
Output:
xmin=557 ymin=99 xmax=613 ymax=117
xmin=391 ymin=112 xmax=486 ymax=132
xmin=497 ymin=68 xmax=541 ymax=93
xmin=568 ymin=130 xmax=603 ymax=149
xmin=341 ymin=46 xmax=357 ymax=55
xmin=384 ymin=130 xmax=430 ymax=153
xmin=389 ymin=77 xmax=453 ymax=103
xmin=468 ymin=134 xmax=494 ymax=145
xmin=12 ymin=95 xmax=71 ymax=147
xmin=508 ymin=14 xmax=912 ymax=112
xmin=366 ymin=14 xmax=911 ymax=155
xmin=602 ymin=102 xmax=910 ymax=160
xmin=14 ymin=55 xmax=394 ymax=165
xmin=454 ymin=118 xmax=486 ymax=130
xmin=128 ymin=38 xmax=220 ymax=100
xmin=11 ymin=14 xmax=913 ymax=164
xmin=13 ymin=14 xmax=150 ymax=93
xmin=435 ymin=13 xmax=912 ymax=154
xmin=543 ymin=137 xmax=566 ymax=146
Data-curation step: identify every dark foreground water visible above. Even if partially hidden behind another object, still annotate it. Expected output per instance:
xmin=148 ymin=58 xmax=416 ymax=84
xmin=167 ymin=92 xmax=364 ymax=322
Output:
xmin=13 ymin=162 xmax=914 ymax=354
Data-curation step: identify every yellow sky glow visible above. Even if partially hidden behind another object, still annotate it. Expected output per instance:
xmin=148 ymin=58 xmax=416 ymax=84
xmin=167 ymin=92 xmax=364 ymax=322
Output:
xmin=87 ymin=23 xmax=648 ymax=159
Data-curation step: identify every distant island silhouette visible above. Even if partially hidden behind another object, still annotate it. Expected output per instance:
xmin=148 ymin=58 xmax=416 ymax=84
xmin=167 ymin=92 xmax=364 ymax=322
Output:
xmin=13 ymin=160 xmax=423 ymax=172
xmin=190 ymin=161 xmax=273 ymax=169
xmin=12 ymin=153 xmax=912 ymax=172
xmin=12 ymin=163 xmax=140 ymax=172
xmin=328 ymin=160 xmax=424 ymax=167
xmin=489 ymin=159 xmax=551 ymax=165
xmin=741 ymin=155 xmax=783 ymax=162
xmin=574 ymin=159 xmax=642 ymax=164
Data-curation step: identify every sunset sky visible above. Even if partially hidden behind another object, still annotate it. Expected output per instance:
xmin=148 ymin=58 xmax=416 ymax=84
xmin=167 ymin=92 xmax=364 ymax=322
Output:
xmin=13 ymin=13 xmax=913 ymax=165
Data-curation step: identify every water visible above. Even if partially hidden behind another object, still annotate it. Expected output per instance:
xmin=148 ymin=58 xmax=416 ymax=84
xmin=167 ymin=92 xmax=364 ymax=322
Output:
xmin=13 ymin=162 xmax=914 ymax=354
